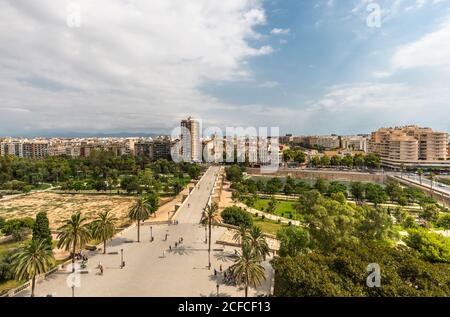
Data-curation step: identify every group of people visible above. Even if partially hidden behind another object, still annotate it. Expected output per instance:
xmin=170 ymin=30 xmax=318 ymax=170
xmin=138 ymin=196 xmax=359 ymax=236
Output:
xmin=213 ymin=264 xmax=235 ymax=286
xmin=169 ymin=236 xmax=184 ymax=252
xmin=74 ymin=252 xmax=87 ymax=261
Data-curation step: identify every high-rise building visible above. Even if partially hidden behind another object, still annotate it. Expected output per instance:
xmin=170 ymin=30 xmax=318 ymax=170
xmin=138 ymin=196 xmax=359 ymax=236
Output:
xmin=369 ymin=125 xmax=449 ymax=169
xmin=180 ymin=117 xmax=201 ymax=162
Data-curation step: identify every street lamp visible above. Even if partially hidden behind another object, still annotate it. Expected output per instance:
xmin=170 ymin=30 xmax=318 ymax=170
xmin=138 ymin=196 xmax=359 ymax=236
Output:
xmin=120 ymin=249 xmax=124 ymax=269
xmin=150 ymin=226 xmax=153 ymax=242
xmin=216 ymin=284 xmax=219 ymax=297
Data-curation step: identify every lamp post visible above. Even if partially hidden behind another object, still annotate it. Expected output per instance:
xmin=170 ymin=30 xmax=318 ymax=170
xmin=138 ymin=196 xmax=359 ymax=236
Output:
xmin=216 ymin=283 xmax=219 ymax=297
xmin=150 ymin=226 xmax=153 ymax=242
xmin=120 ymin=249 xmax=124 ymax=269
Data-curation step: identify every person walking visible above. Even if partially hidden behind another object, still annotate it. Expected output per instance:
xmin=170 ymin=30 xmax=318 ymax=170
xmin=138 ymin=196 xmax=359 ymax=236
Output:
xmin=169 ymin=245 xmax=172 ymax=252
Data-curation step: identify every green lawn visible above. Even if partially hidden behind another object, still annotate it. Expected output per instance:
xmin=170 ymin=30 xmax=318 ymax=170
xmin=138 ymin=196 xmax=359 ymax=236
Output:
xmin=251 ymin=198 xmax=302 ymax=221
xmin=0 ymin=239 xmax=30 ymax=260
xmin=0 ymin=279 xmax=21 ymax=293
xmin=252 ymin=215 xmax=288 ymax=236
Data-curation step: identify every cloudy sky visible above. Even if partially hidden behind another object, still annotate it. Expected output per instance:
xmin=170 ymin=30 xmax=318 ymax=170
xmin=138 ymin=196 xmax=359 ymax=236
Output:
xmin=0 ymin=0 xmax=449 ymax=136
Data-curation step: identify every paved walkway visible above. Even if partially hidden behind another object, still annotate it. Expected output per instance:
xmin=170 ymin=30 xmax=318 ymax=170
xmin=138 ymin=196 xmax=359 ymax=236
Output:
xmin=16 ymin=166 xmax=273 ymax=297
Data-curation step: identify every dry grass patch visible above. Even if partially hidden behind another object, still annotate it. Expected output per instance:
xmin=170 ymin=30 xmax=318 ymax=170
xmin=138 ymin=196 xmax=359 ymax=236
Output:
xmin=0 ymin=192 xmax=141 ymax=230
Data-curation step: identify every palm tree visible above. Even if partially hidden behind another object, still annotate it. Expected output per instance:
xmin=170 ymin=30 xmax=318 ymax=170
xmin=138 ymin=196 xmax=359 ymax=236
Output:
xmin=230 ymin=244 xmax=266 ymax=297
xmin=11 ymin=240 xmax=54 ymax=297
xmin=203 ymin=202 xmax=219 ymax=269
xmin=418 ymin=168 xmax=423 ymax=185
xmin=128 ymin=196 xmax=152 ymax=242
xmin=430 ymin=172 xmax=436 ymax=196
xmin=233 ymin=225 xmax=249 ymax=249
xmin=91 ymin=211 xmax=118 ymax=254
xmin=57 ymin=213 xmax=91 ymax=273
xmin=246 ymin=226 xmax=270 ymax=261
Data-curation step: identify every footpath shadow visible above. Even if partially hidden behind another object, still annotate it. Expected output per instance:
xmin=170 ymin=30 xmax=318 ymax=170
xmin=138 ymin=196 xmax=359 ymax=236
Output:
xmin=107 ymin=237 xmax=133 ymax=248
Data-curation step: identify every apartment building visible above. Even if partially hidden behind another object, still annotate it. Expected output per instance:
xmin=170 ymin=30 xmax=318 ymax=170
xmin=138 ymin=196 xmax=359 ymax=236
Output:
xmin=0 ymin=140 xmax=23 ymax=157
xmin=340 ymin=135 xmax=368 ymax=152
xmin=180 ymin=117 xmax=201 ymax=162
xmin=304 ymin=135 xmax=340 ymax=150
xmin=134 ymin=138 xmax=172 ymax=161
xmin=369 ymin=126 xmax=449 ymax=169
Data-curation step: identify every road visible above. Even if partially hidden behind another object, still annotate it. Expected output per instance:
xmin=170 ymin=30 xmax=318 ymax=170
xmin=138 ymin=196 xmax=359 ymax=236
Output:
xmin=16 ymin=166 xmax=273 ymax=297
xmin=393 ymin=173 xmax=450 ymax=197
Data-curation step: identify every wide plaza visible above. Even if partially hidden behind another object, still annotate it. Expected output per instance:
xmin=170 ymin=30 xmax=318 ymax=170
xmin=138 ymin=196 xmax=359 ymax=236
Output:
xmin=17 ymin=166 xmax=273 ymax=297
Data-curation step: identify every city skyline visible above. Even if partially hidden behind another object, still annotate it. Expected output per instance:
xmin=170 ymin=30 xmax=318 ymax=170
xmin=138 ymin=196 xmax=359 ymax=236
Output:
xmin=1 ymin=0 xmax=450 ymax=136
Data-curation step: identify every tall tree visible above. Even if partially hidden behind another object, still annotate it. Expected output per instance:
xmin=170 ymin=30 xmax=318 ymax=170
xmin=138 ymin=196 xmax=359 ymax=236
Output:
xmin=276 ymin=226 xmax=310 ymax=257
xmin=32 ymin=212 xmax=52 ymax=248
xmin=246 ymin=226 xmax=270 ymax=261
xmin=57 ymin=213 xmax=91 ymax=273
xmin=128 ymin=196 xmax=152 ymax=242
xmin=230 ymin=244 xmax=266 ymax=297
xmin=91 ymin=211 xmax=118 ymax=254
xmin=11 ymin=240 xmax=54 ymax=297
xmin=417 ymin=168 xmax=424 ymax=185
xmin=203 ymin=202 xmax=219 ymax=269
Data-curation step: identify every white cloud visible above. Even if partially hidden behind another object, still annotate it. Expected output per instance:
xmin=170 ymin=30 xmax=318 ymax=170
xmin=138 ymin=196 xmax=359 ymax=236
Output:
xmin=391 ymin=19 xmax=450 ymax=71
xmin=259 ymin=81 xmax=280 ymax=88
xmin=372 ymin=71 xmax=393 ymax=78
xmin=270 ymin=28 xmax=290 ymax=35
xmin=0 ymin=0 xmax=273 ymax=133
xmin=296 ymin=82 xmax=450 ymax=134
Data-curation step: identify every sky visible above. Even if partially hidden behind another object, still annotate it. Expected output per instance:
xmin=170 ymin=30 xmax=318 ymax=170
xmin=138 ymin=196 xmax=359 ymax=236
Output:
xmin=0 ymin=0 xmax=449 ymax=136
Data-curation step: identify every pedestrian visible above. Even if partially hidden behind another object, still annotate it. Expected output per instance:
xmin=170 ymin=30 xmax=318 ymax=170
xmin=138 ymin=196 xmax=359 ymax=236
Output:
xmin=169 ymin=245 xmax=172 ymax=252
xmin=220 ymin=264 xmax=222 ymax=272
xmin=214 ymin=269 xmax=217 ymax=276
xmin=175 ymin=242 xmax=178 ymax=248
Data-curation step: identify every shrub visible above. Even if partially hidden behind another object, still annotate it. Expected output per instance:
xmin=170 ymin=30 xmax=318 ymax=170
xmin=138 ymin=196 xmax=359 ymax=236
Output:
xmin=1 ymin=217 xmax=35 ymax=236
xmin=221 ymin=206 xmax=253 ymax=228
xmin=404 ymin=228 xmax=450 ymax=263
xmin=0 ymin=252 xmax=14 ymax=282
xmin=0 ymin=217 xmax=5 ymax=231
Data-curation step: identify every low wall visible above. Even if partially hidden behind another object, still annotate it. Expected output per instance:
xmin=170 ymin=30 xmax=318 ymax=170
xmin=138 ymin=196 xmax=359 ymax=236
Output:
xmin=246 ymin=168 xmax=386 ymax=183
